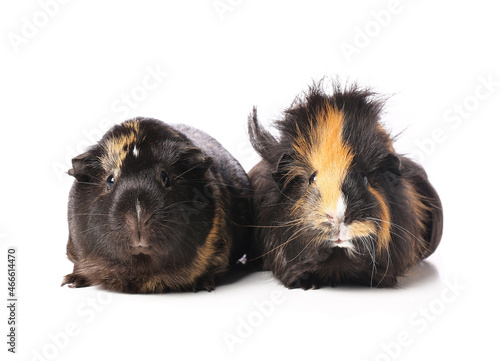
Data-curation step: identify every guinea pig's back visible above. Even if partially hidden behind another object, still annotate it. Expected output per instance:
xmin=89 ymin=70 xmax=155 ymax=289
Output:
xmin=171 ymin=124 xmax=252 ymax=261
xmin=171 ymin=124 xmax=250 ymax=194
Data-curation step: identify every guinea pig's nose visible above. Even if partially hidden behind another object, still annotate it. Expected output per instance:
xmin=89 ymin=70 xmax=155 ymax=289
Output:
xmin=326 ymin=213 xmax=342 ymax=225
xmin=125 ymin=212 xmax=151 ymax=248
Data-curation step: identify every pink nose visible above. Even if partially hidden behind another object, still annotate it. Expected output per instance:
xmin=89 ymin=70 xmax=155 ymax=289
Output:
xmin=326 ymin=213 xmax=340 ymax=224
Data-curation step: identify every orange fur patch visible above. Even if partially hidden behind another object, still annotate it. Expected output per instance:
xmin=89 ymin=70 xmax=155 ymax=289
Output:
xmin=99 ymin=120 xmax=140 ymax=175
xmin=405 ymin=180 xmax=430 ymax=231
xmin=349 ymin=220 xmax=377 ymax=239
xmin=293 ymin=105 xmax=354 ymax=213
xmin=186 ymin=204 xmax=229 ymax=283
xmin=368 ymin=185 xmax=391 ymax=251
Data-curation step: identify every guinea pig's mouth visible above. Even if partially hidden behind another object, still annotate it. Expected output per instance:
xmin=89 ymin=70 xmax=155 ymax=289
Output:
xmin=331 ymin=238 xmax=354 ymax=250
xmin=322 ymin=222 xmax=354 ymax=250
xmin=130 ymin=245 xmax=153 ymax=255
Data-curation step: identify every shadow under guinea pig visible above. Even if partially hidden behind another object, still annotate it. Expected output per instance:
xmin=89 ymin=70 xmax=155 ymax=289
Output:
xmin=214 ymin=264 xmax=257 ymax=288
xmin=396 ymin=260 xmax=440 ymax=289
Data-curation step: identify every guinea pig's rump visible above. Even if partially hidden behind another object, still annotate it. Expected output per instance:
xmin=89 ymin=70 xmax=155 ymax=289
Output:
xmin=401 ymin=158 xmax=443 ymax=260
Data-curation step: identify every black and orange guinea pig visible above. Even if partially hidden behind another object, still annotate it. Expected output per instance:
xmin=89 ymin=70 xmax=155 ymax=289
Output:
xmin=247 ymin=82 xmax=443 ymax=289
xmin=62 ymin=117 xmax=252 ymax=293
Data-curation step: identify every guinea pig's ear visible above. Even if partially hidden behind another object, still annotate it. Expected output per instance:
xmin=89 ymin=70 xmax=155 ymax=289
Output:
xmin=272 ymin=153 xmax=294 ymax=186
xmin=68 ymin=152 xmax=96 ymax=182
xmin=380 ymin=153 xmax=401 ymax=174
xmin=180 ymin=148 xmax=213 ymax=176
xmin=380 ymin=153 xmax=402 ymax=186
xmin=199 ymin=155 xmax=213 ymax=172
xmin=248 ymin=107 xmax=279 ymax=160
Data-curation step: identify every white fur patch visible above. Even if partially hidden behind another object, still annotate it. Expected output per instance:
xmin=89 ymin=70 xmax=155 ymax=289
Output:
xmin=336 ymin=193 xmax=347 ymax=221
xmin=326 ymin=193 xmax=356 ymax=254
xmin=135 ymin=199 xmax=142 ymax=221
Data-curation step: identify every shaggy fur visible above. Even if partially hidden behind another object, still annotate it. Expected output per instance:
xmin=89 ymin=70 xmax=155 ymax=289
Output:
xmin=248 ymin=82 xmax=443 ymax=289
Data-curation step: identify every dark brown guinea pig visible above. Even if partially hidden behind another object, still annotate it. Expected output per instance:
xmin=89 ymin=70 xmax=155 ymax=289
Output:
xmin=248 ymin=82 xmax=443 ymax=289
xmin=62 ymin=117 xmax=252 ymax=293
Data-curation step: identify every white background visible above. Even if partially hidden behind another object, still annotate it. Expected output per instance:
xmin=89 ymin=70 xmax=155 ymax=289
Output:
xmin=1 ymin=1 xmax=499 ymax=360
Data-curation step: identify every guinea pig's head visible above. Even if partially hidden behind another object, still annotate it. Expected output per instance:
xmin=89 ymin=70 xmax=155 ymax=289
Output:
xmin=68 ymin=118 xmax=214 ymax=271
xmin=249 ymin=84 xmax=402 ymax=257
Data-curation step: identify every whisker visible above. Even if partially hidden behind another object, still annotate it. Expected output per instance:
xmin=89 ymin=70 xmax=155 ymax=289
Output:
xmin=70 ymin=214 xmax=109 ymax=217
xmin=174 ymin=163 xmax=205 ymax=180
xmin=242 ymin=218 xmax=303 ymax=229
xmin=187 ymin=180 xmax=254 ymax=192
xmin=247 ymin=217 xmax=308 ymax=261
xmin=75 ymin=181 xmax=102 ymax=186
xmin=287 ymin=232 xmax=320 ymax=263
xmin=366 ymin=217 xmax=427 ymax=249
xmin=357 ymin=202 xmax=380 ymax=213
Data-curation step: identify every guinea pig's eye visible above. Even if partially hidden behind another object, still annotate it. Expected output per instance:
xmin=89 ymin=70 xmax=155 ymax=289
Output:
xmin=161 ymin=171 xmax=170 ymax=187
xmin=106 ymin=175 xmax=115 ymax=189
xmin=361 ymin=172 xmax=368 ymax=186
xmin=309 ymin=172 xmax=317 ymax=185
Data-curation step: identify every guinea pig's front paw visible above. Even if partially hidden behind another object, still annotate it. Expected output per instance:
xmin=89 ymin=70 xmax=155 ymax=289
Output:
xmin=282 ymin=272 xmax=321 ymax=290
xmin=192 ymin=277 xmax=216 ymax=293
xmin=61 ymin=273 xmax=90 ymax=288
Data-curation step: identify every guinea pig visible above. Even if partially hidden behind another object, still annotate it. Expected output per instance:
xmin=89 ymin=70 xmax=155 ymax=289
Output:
xmin=62 ymin=117 xmax=252 ymax=293
xmin=247 ymin=82 xmax=443 ymax=289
